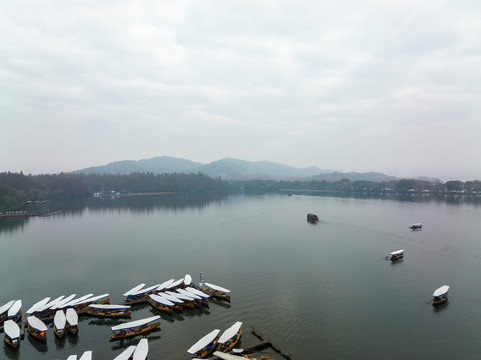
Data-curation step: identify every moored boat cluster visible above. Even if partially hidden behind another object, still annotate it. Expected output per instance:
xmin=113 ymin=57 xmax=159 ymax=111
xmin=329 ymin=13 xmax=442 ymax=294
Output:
xmin=0 ymin=273 xmax=234 ymax=359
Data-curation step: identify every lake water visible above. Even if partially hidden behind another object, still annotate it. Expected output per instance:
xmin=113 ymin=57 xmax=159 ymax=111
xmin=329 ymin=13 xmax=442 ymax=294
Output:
xmin=1 ymin=192 xmax=481 ymax=360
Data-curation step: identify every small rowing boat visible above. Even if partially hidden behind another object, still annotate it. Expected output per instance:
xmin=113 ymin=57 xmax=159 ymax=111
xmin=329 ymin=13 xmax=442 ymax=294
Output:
xmin=148 ymin=294 xmax=177 ymax=313
xmin=27 ymin=316 xmax=48 ymax=342
xmin=160 ymin=292 xmax=185 ymax=311
xmin=187 ymin=329 xmax=220 ymax=359
xmin=432 ymin=285 xmax=449 ymax=306
xmin=54 ymin=310 xmax=67 ymax=338
xmin=218 ymin=321 xmax=242 ymax=352
xmin=66 ymin=308 xmax=79 ymax=335
xmin=87 ymin=304 xmax=131 ymax=317
xmin=204 ymin=283 xmax=231 ymax=302
xmin=7 ymin=300 xmax=22 ymax=322
xmin=110 ymin=315 xmax=161 ymax=340
xmin=389 ymin=249 xmax=404 ymax=261
xmin=4 ymin=320 xmax=20 ymax=349
xmin=185 ymin=287 xmax=210 ymax=307
xmin=0 ymin=300 xmax=15 ymax=323
xmin=409 ymin=223 xmax=422 ymax=230
xmin=123 ymin=284 xmax=160 ymax=304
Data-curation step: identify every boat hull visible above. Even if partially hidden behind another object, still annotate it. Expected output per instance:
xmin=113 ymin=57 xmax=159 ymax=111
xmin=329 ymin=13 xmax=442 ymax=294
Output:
xmin=148 ymin=299 xmax=174 ymax=314
xmin=219 ymin=329 xmax=242 ymax=352
xmin=4 ymin=336 xmax=20 ymax=349
xmin=67 ymin=325 xmax=78 ymax=335
xmin=110 ymin=321 xmax=160 ymax=340
xmin=87 ymin=310 xmax=131 ymax=317
xmin=28 ymin=326 xmax=47 ymax=342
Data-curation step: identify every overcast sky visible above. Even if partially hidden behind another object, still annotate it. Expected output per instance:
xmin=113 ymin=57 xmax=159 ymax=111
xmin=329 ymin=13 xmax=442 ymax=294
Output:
xmin=1 ymin=0 xmax=480 ymax=180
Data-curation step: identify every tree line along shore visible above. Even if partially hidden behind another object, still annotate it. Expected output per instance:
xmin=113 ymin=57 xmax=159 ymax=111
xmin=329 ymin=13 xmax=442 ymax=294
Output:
xmin=1 ymin=171 xmax=480 ymax=209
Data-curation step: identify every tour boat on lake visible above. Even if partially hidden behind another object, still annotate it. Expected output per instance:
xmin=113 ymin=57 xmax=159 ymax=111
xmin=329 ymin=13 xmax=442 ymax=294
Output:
xmin=409 ymin=223 xmax=422 ymax=230
xmin=27 ymin=316 xmax=48 ymax=342
xmin=432 ymin=285 xmax=449 ymax=306
xmin=390 ymin=249 xmax=404 ymax=261
xmin=3 ymin=320 xmax=20 ymax=348
xmin=7 ymin=300 xmax=22 ymax=322
xmin=87 ymin=304 xmax=131 ymax=317
xmin=110 ymin=315 xmax=161 ymax=340
xmin=53 ymin=310 xmax=67 ymax=338
xmin=218 ymin=321 xmax=243 ymax=352
xmin=187 ymin=329 xmax=221 ymax=359
xmin=66 ymin=308 xmax=79 ymax=335
xmin=204 ymin=283 xmax=231 ymax=302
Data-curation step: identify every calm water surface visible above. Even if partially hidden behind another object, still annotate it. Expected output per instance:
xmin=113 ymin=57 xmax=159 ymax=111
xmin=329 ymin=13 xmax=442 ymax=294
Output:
xmin=1 ymin=193 xmax=481 ymax=360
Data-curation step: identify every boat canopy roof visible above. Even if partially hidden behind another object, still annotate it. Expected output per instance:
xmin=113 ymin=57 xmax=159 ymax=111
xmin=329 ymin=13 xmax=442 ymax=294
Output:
xmin=390 ymin=249 xmax=404 ymax=255
xmin=111 ymin=315 xmax=160 ymax=332
xmin=79 ymin=351 xmax=92 ymax=360
xmin=149 ymin=294 xmax=175 ymax=306
xmin=66 ymin=294 xmax=94 ymax=307
xmin=132 ymin=338 xmax=149 ymax=360
xmin=129 ymin=284 xmax=160 ymax=296
xmin=36 ymin=295 xmax=64 ymax=312
xmin=187 ymin=329 xmax=221 ymax=354
xmin=89 ymin=304 xmax=130 ymax=310
xmin=184 ymin=274 xmax=192 ymax=286
xmin=411 ymin=223 xmax=422 ymax=226
xmin=67 ymin=356 xmax=77 ymax=360
xmin=26 ymin=297 xmax=51 ymax=314
xmin=4 ymin=320 xmax=20 ymax=338
xmin=54 ymin=310 xmax=67 ymax=329
xmin=123 ymin=283 xmax=146 ymax=297
xmin=53 ymin=294 xmax=77 ymax=309
xmin=205 ymin=282 xmax=231 ymax=293
xmin=167 ymin=291 xmax=194 ymax=301
xmin=7 ymin=300 xmax=22 ymax=316
xmin=433 ymin=285 xmax=450 ymax=297
xmin=78 ymin=293 xmax=110 ymax=305
xmin=168 ymin=278 xmax=184 ymax=289
xmin=66 ymin=308 xmax=78 ymax=325
xmin=27 ymin=316 xmax=48 ymax=331
xmin=0 ymin=300 xmax=15 ymax=315
xmin=178 ymin=289 xmax=201 ymax=300
xmin=113 ymin=345 xmax=136 ymax=360
xmin=157 ymin=279 xmax=175 ymax=292
xmin=160 ymin=293 xmax=184 ymax=303
xmin=185 ymin=287 xmax=210 ymax=298
xmin=218 ymin=322 xmax=242 ymax=344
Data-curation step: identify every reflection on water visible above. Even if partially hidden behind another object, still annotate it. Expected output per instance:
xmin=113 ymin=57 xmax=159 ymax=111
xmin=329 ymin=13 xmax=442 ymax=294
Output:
xmin=26 ymin=335 xmax=48 ymax=353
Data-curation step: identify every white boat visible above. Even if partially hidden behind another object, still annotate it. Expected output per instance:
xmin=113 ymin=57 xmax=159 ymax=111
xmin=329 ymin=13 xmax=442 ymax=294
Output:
xmin=111 ymin=315 xmax=161 ymax=339
xmin=184 ymin=274 xmax=192 ymax=286
xmin=0 ymin=300 xmax=15 ymax=321
xmin=409 ymin=223 xmax=422 ymax=230
xmin=123 ymin=283 xmax=146 ymax=297
xmin=148 ymin=294 xmax=178 ymax=313
xmin=157 ymin=279 xmax=175 ymax=292
xmin=178 ymin=289 xmax=202 ymax=300
xmin=433 ymin=285 xmax=450 ymax=305
xmin=167 ymin=278 xmax=184 ymax=290
xmin=67 ymin=356 xmax=77 ymax=360
xmin=390 ymin=249 xmax=404 ymax=261
xmin=87 ymin=304 xmax=131 ymax=317
xmin=26 ymin=297 xmax=51 ymax=315
xmin=187 ymin=329 xmax=221 ymax=358
xmin=7 ymin=300 xmax=22 ymax=322
xmin=36 ymin=295 xmax=64 ymax=313
xmin=54 ymin=310 xmax=67 ymax=338
xmin=27 ymin=316 xmax=48 ymax=341
xmin=79 ymin=351 xmax=92 ymax=360
xmin=204 ymin=282 xmax=231 ymax=301
xmin=161 ymin=292 xmax=184 ymax=305
xmin=4 ymin=320 xmax=20 ymax=348
xmin=64 ymin=294 xmax=94 ymax=307
xmin=132 ymin=338 xmax=149 ymax=360
xmin=218 ymin=321 xmax=243 ymax=352
xmin=66 ymin=308 xmax=79 ymax=334
xmin=113 ymin=345 xmax=136 ymax=360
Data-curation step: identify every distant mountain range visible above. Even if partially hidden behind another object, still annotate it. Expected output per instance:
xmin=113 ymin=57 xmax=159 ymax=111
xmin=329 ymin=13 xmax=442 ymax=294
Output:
xmin=75 ymin=156 xmax=439 ymax=182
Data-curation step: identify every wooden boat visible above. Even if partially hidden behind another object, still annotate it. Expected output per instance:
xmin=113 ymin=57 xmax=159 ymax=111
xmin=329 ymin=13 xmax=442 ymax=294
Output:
xmin=166 ymin=291 xmax=196 ymax=309
xmin=123 ymin=284 xmax=160 ymax=304
xmin=156 ymin=279 xmax=175 ymax=292
xmin=4 ymin=320 xmax=20 ymax=349
xmin=64 ymin=293 xmax=94 ymax=308
xmin=7 ymin=300 xmax=22 ymax=322
xmin=307 ymin=213 xmax=319 ymax=222
xmin=148 ymin=294 xmax=177 ymax=313
xmin=204 ymin=283 xmax=231 ymax=302
xmin=0 ymin=300 xmax=15 ymax=323
xmin=177 ymin=289 xmax=207 ymax=308
xmin=185 ymin=287 xmax=210 ymax=307
xmin=79 ymin=351 xmax=92 ymax=360
xmin=409 ymin=223 xmax=422 ymax=230
xmin=26 ymin=297 xmax=51 ymax=316
xmin=87 ymin=304 xmax=131 ymax=317
xmin=187 ymin=329 xmax=220 ymax=359
xmin=184 ymin=274 xmax=192 ymax=287
xmin=52 ymin=294 xmax=77 ymax=310
xmin=132 ymin=338 xmax=149 ymax=360
xmin=218 ymin=321 xmax=242 ymax=352
xmin=66 ymin=308 xmax=79 ymax=335
xmin=160 ymin=292 xmax=185 ymax=311
xmin=54 ymin=310 xmax=67 ymax=338
xmin=74 ymin=293 xmax=110 ymax=313
xmin=433 ymin=285 xmax=449 ymax=306
xmin=390 ymin=249 xmax=404 ymax=261
xmin=34 ymin=295 xmax=65 ymax=319
xmin=110 ymin=315 xmax=161 ymax=340
xmin=113 ymin=345 xmax=136 ymax=360
xmin=27 ymin=316 xmax=48 ymax=342
xmin=123 ymin=283 xmax=146 ymax=297
xmin=166 ymin=278 xmax=184 ymax=291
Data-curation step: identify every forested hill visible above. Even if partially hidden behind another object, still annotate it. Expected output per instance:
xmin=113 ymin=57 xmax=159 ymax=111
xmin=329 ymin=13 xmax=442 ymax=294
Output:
xmin=0 ymin=172 xmax=225 ymax=208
